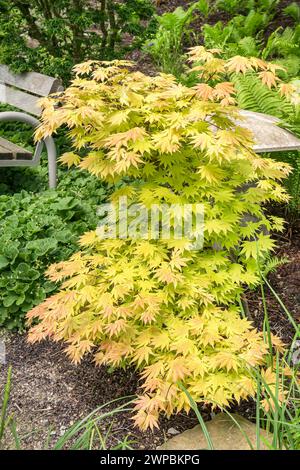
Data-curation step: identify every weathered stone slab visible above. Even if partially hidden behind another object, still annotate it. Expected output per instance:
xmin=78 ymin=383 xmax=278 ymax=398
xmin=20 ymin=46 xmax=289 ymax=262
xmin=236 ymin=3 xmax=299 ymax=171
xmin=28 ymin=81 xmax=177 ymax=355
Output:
xmin=238 ymin=110 xmax=300 ymax=153
xmin=0 ymin=64 xmax=63 ymax=96
xmin=158 ymin=413 xmax=273 ymax=450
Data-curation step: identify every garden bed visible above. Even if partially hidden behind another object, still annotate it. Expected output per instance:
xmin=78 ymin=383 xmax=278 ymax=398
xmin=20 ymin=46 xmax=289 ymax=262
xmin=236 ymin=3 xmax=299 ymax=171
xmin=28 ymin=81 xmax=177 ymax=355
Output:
xmin=1 ymin=217 xmax=298 ymax=449
xmin=249 ymin=223 xmax=300 ymax=344
xmin=0 ymin=333 xmax=202 ymax=450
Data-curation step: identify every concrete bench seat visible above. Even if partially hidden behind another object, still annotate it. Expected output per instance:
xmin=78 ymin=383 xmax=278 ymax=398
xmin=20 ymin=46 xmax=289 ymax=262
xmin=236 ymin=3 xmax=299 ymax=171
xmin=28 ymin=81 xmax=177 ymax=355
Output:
xmin=0 ymin=137 xmax=33 ymax=160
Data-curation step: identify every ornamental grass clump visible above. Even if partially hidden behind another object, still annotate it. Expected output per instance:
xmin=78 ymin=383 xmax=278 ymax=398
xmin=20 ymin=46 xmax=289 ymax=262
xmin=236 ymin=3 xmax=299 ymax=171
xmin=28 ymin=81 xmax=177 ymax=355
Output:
xmin=27 ymin=50 xmax=293 ymax=430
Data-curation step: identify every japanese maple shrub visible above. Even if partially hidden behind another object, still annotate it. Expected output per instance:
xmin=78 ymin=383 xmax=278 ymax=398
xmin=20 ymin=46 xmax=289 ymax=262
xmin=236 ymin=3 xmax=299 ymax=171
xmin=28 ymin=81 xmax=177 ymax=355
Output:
xmin=27 ymin=51 xmax=292 ymax=430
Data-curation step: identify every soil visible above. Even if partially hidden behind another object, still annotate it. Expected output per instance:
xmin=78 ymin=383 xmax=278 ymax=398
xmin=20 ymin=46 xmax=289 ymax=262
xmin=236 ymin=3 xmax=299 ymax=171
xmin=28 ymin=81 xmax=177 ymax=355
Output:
xmin=248 ymin=223 xmax=300 ymax=345
xmin=155 ymin=0 xmax=296 ymax=38
xmin=0 ymin=333 xmax=204 ymax=450
xmin=263 ymin=0 xmax=297 ymax=39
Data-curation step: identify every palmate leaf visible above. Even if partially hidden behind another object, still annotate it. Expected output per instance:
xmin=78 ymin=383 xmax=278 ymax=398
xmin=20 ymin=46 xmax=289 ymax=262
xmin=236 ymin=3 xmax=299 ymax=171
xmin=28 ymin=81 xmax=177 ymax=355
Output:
xmin=205 ymin=218 xmax=233 ymax=235
xmin=59 ymin=152 xmax=81 ymax=168
xmin=241 ymin=235 xmax=276 ymax=259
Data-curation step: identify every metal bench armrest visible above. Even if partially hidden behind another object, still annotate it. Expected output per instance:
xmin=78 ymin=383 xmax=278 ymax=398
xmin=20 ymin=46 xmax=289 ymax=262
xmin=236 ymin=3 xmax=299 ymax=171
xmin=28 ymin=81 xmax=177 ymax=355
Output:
xmin=0 ymin=111 xmax=57 ymax=188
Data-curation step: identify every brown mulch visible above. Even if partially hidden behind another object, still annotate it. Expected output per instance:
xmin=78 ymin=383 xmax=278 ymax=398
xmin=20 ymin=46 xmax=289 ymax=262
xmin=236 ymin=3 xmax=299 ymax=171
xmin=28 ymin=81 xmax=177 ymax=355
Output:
xmin=0 ymin=334 xmax=205 ymax=450
xmin=263 ymin=0 xmax=297 ymax=39
xmin=247 ymin=221 xmax=300 ymax=346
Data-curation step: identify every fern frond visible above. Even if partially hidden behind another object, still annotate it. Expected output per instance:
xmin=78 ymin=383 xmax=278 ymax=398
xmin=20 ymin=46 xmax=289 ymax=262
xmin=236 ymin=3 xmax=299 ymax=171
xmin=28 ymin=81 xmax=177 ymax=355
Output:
xmin=284 ymin=2 xmax=300 ymax=23
xmin=262 ymin=255 xmax=289 ymax=277
xmin=263 ymin=27 xmax=300 ymax=60
xmin=238 ymin=36 xmax=260 ymax=57
xmin=233 ymin=73 xmax=293 ymax=118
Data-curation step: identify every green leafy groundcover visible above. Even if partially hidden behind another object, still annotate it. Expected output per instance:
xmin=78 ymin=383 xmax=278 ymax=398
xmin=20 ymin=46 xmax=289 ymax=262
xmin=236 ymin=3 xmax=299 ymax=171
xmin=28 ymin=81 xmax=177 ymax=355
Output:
xmin=0 ymin=168 xmax=109 ymax=330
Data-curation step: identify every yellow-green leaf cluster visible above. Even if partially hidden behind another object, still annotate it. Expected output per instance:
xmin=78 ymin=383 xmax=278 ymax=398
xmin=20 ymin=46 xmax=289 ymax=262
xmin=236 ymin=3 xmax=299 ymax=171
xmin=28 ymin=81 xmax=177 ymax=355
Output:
xmin=29 ymin=53 xmax=292 ymax=430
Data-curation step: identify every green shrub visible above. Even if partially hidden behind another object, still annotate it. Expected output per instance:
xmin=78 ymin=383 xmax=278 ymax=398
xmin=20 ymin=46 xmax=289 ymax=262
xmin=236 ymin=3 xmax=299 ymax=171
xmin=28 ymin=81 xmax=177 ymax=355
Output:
xmin=0 ymin=0 xmax=155 ymax=82
xmin=0 ymin=169 xmax=109 ymax=330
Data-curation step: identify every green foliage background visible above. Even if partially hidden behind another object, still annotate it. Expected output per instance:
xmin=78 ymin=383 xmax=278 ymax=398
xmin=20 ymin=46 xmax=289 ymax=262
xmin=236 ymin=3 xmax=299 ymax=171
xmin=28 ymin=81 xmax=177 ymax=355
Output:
xmin=0 ymin=165 xmax=110 ymax=330
xmin=0 ymin=0 xmax=155 ymax=82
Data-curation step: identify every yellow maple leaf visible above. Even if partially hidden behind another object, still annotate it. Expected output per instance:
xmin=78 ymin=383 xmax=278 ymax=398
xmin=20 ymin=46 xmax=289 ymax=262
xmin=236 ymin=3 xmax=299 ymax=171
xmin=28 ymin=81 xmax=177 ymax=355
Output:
xmin=258 ymin=70 xmax=278 ymax=88
xmin=197 ymin=164 xmax=225 ymax=184
xmin=151 ymin=331 xmax=171 ymax=350
xmin=279 ymin=83 xmax=295 ymax=98
xmin=193 ymin=83 xmax=214 ymax=101
xmin=167 ymin=357 xmax=189 ymax=382
xmin=104 ymin=319 xmax=128 ymax=337
xmin=132 ymin=410 xmax=159 ymax=431
xmin=59 ymin=152 xmax=81 ymax=168
xmin=212 ymin=351 xmax=239 ymax=372
xmin=79 ymin=230 xmax=98 ymax=247
xmin=226 ymin=56 xmax=253 ymax=74
xmin=191 ymin=132 xmax=214 ymax=151
xmin=133 ymin=346 xmax=152 ymax=366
